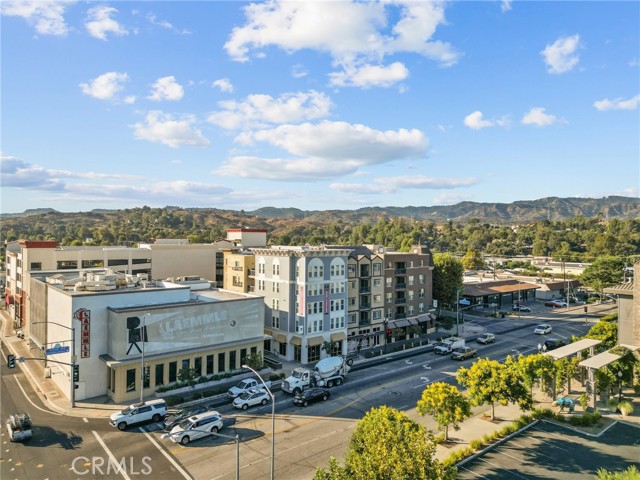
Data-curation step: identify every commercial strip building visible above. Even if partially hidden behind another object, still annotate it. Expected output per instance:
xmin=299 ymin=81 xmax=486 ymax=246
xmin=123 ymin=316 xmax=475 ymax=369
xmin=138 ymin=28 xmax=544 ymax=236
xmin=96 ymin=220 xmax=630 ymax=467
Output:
xmin=28 ymin=269 xmax=265 ymax=403
xmin=460 ymin=279 xmax=540 ymax=308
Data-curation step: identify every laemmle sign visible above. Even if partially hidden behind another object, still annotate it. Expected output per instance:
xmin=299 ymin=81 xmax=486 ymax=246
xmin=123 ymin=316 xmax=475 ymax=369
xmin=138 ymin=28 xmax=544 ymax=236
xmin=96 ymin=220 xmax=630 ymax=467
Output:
xmin=74 ymin=308 xmax=91 ymax=358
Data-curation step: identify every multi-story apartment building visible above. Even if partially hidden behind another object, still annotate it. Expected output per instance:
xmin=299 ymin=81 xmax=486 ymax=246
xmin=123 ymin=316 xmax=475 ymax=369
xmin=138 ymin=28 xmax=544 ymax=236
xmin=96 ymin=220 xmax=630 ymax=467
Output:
xmin=223 ymin=249 xmax=256 ymax=294
xmin=340 ymin=245 xmax=435 ymax=352
xmin=251 ymin=246 xmax=350 ymax=364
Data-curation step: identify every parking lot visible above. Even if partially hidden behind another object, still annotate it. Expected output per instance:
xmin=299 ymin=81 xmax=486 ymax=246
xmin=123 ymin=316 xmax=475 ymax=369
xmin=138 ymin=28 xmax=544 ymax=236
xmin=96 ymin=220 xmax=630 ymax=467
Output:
xmin=456 ymin=420 xmax=640 ymax=479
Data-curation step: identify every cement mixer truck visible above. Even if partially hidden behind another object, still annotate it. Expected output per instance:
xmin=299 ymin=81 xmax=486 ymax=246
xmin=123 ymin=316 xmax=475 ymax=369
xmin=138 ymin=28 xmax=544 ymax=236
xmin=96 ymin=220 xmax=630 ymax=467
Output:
xmin=282 ymin=356 xmax=350 ymax=395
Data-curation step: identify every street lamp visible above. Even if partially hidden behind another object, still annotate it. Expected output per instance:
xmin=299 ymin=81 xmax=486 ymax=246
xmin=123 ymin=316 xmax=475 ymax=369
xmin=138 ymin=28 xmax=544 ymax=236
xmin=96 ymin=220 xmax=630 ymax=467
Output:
xmin=242 ymin=364 xmax=275 ymax=480
xmin=618 ymin=371 xmax=623 ymax=402
xmin=33 ymin=321 xmax=75 ymax=408
xmin=383 ymin=317 xmax=389 ymax=354
xmin=140 ymin=313 xmax=150 ymax=403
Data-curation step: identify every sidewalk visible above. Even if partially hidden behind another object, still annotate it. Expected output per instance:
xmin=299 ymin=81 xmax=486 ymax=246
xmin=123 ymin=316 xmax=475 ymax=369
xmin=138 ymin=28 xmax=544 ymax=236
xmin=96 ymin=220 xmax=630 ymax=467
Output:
xmin=1 ymin=309 xmax=123 ymax=418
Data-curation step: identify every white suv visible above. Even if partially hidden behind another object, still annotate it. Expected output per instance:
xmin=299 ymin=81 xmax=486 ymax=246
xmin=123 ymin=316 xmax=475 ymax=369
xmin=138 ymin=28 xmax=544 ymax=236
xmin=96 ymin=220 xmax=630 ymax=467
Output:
xmin=166 ymin=411 xmax=224 ymax=445
xmin=109 ymin=399 xmax=167 ymax=431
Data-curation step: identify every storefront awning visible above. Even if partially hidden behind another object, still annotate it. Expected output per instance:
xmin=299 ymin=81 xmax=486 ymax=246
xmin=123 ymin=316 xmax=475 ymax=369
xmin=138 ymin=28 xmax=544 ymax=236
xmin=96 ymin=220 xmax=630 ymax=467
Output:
xmin=331 ymin=332 xmax=347 ymax=342
xmin=290 ymin=336 xmax=302 ymax=346
xmin=274 ymin=333 xmax=287 ymax=343
xmin=390 ymin=318 xmax=416 ymax=329
xmin=308 ymin=336 xmax=324 ymax=347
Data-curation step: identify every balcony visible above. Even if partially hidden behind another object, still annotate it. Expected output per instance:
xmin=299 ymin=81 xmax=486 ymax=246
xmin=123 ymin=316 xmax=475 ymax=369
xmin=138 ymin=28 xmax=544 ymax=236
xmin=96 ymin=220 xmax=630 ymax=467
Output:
xmin=232 ymin=281 xmax=244 ymax=287
xmin=395 ymin=298 xmax=406 ymax=305
xmin=394 ymin=312 xmax=406 ymax=319
xmin=359 ymin=287 xmax=371 ymax=294
xmin=359 ymin=301 xmax=371 ymax=309
xmin=395 ymin=267 xmax=406 ymax=274
xmin=232 ymin=266 xmax=243 ymax=271
xmin=395 ymin=283 xmax=406 ymax=289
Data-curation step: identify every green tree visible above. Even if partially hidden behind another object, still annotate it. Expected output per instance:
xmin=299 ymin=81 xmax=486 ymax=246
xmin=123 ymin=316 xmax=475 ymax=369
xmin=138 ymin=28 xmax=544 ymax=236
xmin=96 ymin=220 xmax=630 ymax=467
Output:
xmin=416 ymin=382 xmax=471 ymax=442
xmin=177 ymin=367 xmax=197 ymax=386
xmin=461 ymin=248 xmax=485 ymax=270
xmin=457 ymin=358 xmax=533 ymax=420
xmin=313 ymin=406 xmax=455 ymax=480
xmin=511 ymin=354 xmax=555 ymax=397
xmin=596 ymin=465 xmax=640 ymax=480
xmin=243 ymin=351 xmax=264 ymax=371
xmin=585 ymin=320 xmax=618 ymax=352
xmin=580 ymin=256 xmax=626 ymax=296
xmin=432 ymin=253 xmax=464 ymax=310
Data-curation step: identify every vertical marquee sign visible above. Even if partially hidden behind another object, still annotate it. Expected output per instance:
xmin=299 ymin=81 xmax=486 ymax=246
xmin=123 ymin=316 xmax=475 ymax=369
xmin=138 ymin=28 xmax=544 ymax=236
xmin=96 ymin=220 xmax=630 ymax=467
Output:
xmin=74 ymin=308 xmax=91 ymax=358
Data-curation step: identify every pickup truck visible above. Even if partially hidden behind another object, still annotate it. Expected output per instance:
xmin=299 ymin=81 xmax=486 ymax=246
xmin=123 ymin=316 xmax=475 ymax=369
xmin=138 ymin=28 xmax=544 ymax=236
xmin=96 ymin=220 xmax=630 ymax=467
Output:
xmin=228 ymin=378 xmax=272 ymax=399
xmin=451 ymin=346 xmax=477 ymax=361
xmin=7 ymin=412 xmax=33 ymax=441
xmin=433 ymin=337 xmax=465 ymax=355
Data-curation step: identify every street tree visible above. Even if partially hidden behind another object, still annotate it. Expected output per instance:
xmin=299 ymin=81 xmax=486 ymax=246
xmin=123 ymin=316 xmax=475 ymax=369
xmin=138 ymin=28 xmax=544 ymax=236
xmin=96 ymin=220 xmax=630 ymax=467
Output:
xmin=511 ymin=354 xmax=556 ymax=397
xmin=416 ymin=382 xmax=471 ymax=442
xmin=585 ymin=320 xmax=618 ymax=352
xmin=433 ymin=253 xmax=464 ymax=310
xmin=313 ymin=406 xmax=455 ymax=480
xmin=580 ymin=256 xmax=626 ymax=297
xmin=457 ymin=358 xmax=533 ymax=420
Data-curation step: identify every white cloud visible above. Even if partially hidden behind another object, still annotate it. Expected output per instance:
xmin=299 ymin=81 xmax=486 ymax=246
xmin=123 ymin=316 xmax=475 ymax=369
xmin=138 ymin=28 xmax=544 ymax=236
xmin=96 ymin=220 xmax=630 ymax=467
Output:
xmin=521 ymin=107 xmax=558 ymax=127
xmin=329 ymin=62 xmax=409 ymax=88
xmin=431 ymin=192 xmax=474 ymax=205
xmin=1 ymin=0 xmax=72 ymax=36
xmin=148 ymin=76 xmax=184 ymax=101
xmin=541 ymin=34 xmax=581 ymax=74
xmin=239 ymin=121 xmax=427 ymax=163
xmin=123 ymin=95 xmax=136 ymax=105
xmin=146 ymin=12 xmax=191 ymax=35
xmin=292 ymin=64 xmax=308 ymax=79
xmin=131 ymin=111 xmax=209 ymax=148
xmin=501 ymin=1 xmax=512 ymax=13
xmin=463 ymin=111 xmax=509 ymax=130
xmin=212 ymin=78 xmax=235 ymax=93
xmin=593 ymin=94 xmax=640 ymax=111
xmin=85 ymin=5 xmax=127 ymax=41
xmin=224 ymin=1 xmax=459 ymax=88
xmin=216 ymin=121 xmax=427 ymax=181
xmin=80 ymin=72 xmax=129 ymax=101
xmin=208 ymin=90 xmax=332 ymax=130
xmin=330 ymin=175 xmax=477 ymax=194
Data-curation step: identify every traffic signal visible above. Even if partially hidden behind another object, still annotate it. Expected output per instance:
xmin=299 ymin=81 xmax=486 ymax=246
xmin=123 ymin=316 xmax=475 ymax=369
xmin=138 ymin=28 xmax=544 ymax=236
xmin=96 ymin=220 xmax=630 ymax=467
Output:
xmin=73 ymin=364 xmax=79 ymax=382
xmin=584 ymin=306 xmax=588 ymax=313
xmin=7 ymin=354 xmax=16 ymax=368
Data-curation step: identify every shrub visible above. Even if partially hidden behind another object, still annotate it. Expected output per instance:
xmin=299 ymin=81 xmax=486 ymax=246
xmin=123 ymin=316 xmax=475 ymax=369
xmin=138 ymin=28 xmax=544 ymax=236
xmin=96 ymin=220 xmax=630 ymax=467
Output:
xmin=433 ymin=432 xmax=446 ymax=445
xmin=579 ymin=393 xmax=589 ymax=410
xmin=165 ymin=395 xmax=184 ymax=407
xmin=470 ymin=439 xmax=483 ymax=450
xmin=618 ymin=401 xmax=634 ymax=416
xmin=608 ymin=398 xmax=620 ymax=410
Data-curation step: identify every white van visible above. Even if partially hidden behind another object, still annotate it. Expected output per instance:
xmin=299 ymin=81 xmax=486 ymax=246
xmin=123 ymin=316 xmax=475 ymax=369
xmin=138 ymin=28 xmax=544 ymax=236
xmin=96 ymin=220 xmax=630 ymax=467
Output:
xmin=167 ymin=411 xmax=224 ymax=445
xmin=109 ymin=399 xmax=167 ymax=431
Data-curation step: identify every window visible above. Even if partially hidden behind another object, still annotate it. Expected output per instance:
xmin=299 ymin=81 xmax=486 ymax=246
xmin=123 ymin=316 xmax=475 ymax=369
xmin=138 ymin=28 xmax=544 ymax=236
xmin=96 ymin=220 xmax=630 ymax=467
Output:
xmin=57 ymin=260 xmax=78 ymax=269
xmin=348 ymin=313 xmax=357 ymax=324
xmin=419 ymin=303 xmax=425 ymax=313
xmin=143 ymin=366 xmax=150 ymax=389
xmin=386 ymin=292 xmax=393 ymax=302
xmin=206 ymin=355 xmax=214 ymax=375
xmin=419 ymin=288 xmax=425 ymax=298
xmin=240 ymin=348 xmax=247 ymax=365
xmin=272 ymin=299 xmax=279 ymax=311
xmin=373 ymin=294 xmax=381 ymax=303
xmin=30 ymin=262 xmax=42 ymax=271
xmin=408 ymin=291 xmax=414 ymax=300
xmin=194 ymin=357 xmax=202 ymax=376
xmin=272 ymin=315 xmax=280 ymax=329
xmin=108 ymin=259 xmax=128 ymax=266
xmin=408 ymin=276 xmax=414 ymax=286
xmin=272 ymin=282 xmax=280 ymax=293
xmin=126 ymin=368 xmax=136 ymax=392
xmin=218 ymin=353 xmax=226 ymax=373
xmin=373 ymin=309 xmax=382 ymax=320
xmin=229 ymin=351 xmax=237 ymax=370
xmin=169 ymin=362 xmax=177 ymax=383
xmin=408 ymin=305 xmax=414 ymax=315
xmin=348 ymin=264 xmax=356 ymax=276
xmin=373 ymin=262 xmax=382 ymax=275
xmin=373 ymin=278 xmax=382 ymax=287
xmin=132 ymin=258 xmax=150 ymax=264
xmin=419 ymin=274 xmax=425 ymax=284
xmin=386 ymin=278 xmax=392 ymax=287
xmin=181 ymin=359 xmax=190 ymax=372
xmin=349 ymin=297 xmax=356 ymax=306
xmin=258 ymin=261 xmax=265 ymax=274
xmin=308 ymin=345 xmax=321 ymax=362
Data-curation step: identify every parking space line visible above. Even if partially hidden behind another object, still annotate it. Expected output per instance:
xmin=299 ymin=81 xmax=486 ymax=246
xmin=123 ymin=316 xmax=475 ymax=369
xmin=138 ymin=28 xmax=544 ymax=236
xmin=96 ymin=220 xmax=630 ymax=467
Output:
xmin=477 ymin=456 xmax=530 ymax=479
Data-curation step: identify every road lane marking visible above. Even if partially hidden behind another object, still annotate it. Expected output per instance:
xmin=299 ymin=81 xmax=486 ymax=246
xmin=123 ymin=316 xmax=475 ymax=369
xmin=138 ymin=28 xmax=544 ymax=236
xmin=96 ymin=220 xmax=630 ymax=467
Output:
xmin=92 ymin=430 xmax=131 ymax=480
xmin=12 ymin=376 xmax=62 ymax=416
xmin=140 ymin=428 xmax=193 ymax=480
xmin=82 ymin=417 xmax=88 ymax=423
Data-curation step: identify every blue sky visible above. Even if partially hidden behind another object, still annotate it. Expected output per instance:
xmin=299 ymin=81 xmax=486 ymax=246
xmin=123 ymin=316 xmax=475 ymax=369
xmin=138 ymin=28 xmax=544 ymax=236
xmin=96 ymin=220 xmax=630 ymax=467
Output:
xmin=2 ymin=1 xmax=639 ymax=214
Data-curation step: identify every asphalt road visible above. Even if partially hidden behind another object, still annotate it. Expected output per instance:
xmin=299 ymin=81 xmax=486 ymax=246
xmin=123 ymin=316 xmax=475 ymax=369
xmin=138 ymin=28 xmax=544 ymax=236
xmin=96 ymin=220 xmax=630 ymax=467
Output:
xmin=0 ymin=303 xmax=617 ymax=480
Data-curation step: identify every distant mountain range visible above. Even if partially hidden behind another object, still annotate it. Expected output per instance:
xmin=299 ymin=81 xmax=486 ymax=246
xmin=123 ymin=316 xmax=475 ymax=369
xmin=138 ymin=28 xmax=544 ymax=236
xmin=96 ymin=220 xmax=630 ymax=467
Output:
xmin=2 ymin=196 xmax=639 ymax=223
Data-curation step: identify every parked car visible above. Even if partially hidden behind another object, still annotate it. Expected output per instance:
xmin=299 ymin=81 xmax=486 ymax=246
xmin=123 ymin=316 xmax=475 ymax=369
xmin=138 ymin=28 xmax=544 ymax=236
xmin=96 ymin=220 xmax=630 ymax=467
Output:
xmin=293 ymin=388 xmax=331 ymax=407
xmin=109 ymin=399 xmax=167 ymax=431
xmin=451 ymin=346 xmax=477 ymax=361
xmin=166 ymin=411 xmax=224 ymax=446
xmin=544 ymin=338 xmax=566 ymax=351
xmin=164 ymin=405 xmax=210 ymax=431
xmin=545 ymin=300 xmax=567 ymax=308
xmin=512 ymin=305 xmax=531 ymax=312
xmin=476 ymin=333 xmax=496 ymax=344
xmin=232 ymin=388 xmax=270 ymax=410
xmin=534 ymin=324 xmax=552 ymax=335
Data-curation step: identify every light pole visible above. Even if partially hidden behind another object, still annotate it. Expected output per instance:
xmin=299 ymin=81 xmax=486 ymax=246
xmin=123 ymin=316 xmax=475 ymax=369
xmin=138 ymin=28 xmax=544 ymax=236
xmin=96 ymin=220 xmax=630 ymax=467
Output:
xmin=618 ymin=371 xmax=623 ymax=402
xmin=140 ymin=313 xmax=150 ymax=403
xmin=33 ymin=321 xmax=75 ymax=408
xmin=383 ymin=317 xmax=389 ymax=354
xmin=242 ymin=364 xmax=275 ymax=480
xmin=455 ymin=289 xmax=461 ymax=336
